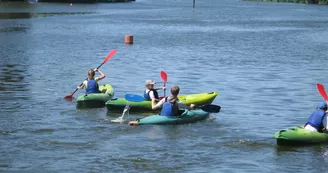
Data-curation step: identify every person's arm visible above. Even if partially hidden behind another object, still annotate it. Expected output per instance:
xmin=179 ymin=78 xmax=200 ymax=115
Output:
xmin=149 ymin=90 xmax=155 ymax=100
xmin=323 ymin=114 xmax=328 ymax=133
xmin=77 ymin=81 xmax=87 ymax=89
xmin=152 ymin=98 xmax=165 ymax=110
xmin=95 ymin=69 xmax=106 ymax=81
xmin=154 ymin=86 xmax=166 ymax=91
xmin=177 ymin=101 xmax=195 ymax=110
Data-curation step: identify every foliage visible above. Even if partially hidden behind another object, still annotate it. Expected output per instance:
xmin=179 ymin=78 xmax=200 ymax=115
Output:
xmin=319 ymin=0 xmax=328 ymax=4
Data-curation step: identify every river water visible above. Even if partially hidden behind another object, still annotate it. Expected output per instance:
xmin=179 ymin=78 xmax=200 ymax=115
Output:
xmin=1 ymin=0 xmax=328 ymax=172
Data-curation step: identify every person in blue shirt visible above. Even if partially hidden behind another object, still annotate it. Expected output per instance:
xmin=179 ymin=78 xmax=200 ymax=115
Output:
xmin=304 ymin=102 xmax=328 ymax=133
xmin=151 ymin=85 xmax=195 ymax=116
xmin=144 ymin=79 xmax=165 ymax=101
xmin=76 ymin=69 xmax=106 ymax=94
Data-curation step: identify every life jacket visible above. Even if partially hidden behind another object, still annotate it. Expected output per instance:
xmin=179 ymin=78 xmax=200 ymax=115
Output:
xmin=143 ymin=89 xmax=159 ymax=101
xmin=160 ymin=97 xmax=179 ymax=116
xmin=86 ymin=79 xmax=100 ymax=94
xmin=305 ymin=109 xmax=326 ymax=131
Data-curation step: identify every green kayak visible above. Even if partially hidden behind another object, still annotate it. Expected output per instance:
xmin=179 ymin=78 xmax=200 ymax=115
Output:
xmin=106 ymin=91 xmax=218 ymax=112
xmin=77 ymin=84 xmax=114 ymax=109
xmin=274 ymin=126 xmax=328 ymax=146
xmin=128 ymin=109 xmax=210 ymax=126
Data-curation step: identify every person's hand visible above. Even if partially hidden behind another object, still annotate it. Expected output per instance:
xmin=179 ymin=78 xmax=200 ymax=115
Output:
xmin=190 ymin=104 xmax=196 ymax=109
xmin=94 ymin=68 xmax=98 ymax=72
xmin=162 ymin=87 xmax=166 ymax=90
xmin=77 ymin=86 xmax=81 ymax=89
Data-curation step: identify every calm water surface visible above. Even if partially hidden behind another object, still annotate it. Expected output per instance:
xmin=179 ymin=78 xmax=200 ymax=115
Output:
xmin=1 ymin=0 xmax=328 ymax=172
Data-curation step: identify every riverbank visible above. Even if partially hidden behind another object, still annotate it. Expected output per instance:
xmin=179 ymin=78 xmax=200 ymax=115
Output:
xmin=0 ymin=0 xmax=134 ymax=3
xmin=245 ymin=0 xmax=328 ymax=5
xmin=38 ymin=0 xmax=134 ymax=3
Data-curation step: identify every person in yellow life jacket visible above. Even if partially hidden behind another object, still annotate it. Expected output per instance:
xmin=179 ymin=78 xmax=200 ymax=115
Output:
xmin=76 ymin=69 xmax=106 ymax=94
xmin=151 ymin=85 xmax=195 ymax=116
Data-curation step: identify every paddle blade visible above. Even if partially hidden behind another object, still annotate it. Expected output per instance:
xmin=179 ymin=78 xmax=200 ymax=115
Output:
xmin=160 ymin=71 xmax=167 ymax=83
xmin=199 ymin=104 xmax=221 ymax=113
xmin=317 ymin=83 xmax=328 ymax=103
xmin=102 ymin=49 xmax=116 ymax=64
xmin=64 ymin=92 xmax=74 ymax=99
xmin=125 ymin=94 xmax=145 ymax=102
xmin=64 ymin=89 xmax=78 ymax=99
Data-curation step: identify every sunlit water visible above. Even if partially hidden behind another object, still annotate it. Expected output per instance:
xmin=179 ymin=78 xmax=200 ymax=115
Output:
xmin=1 ymin=0 xmax=328 ymax=172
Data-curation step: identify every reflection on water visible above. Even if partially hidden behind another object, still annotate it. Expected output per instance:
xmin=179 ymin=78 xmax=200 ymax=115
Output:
xmin=274 ymin=143 xmax=328 ymax=154
xmin=0 ymin=12 xmax=95 ymax=19
xmin=0 ymin=64 xmax=29 ymax=92
xmin=221 ymin=139 xmax=276 ymax=149
xmin=0 ymin=64 xmax=31 ymax=110
xmin=0 ymin=27 xmax=28 ymax=33
xmin=324 ymin=148 xmax=328 ymax=162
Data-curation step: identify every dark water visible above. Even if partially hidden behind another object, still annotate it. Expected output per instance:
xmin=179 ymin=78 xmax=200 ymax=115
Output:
xmin=1 ymin=0 xmax=328 ymax=172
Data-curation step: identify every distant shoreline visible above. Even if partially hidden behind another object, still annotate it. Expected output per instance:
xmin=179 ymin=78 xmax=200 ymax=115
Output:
xmin=0 ymin=0 xmax=135 ymax=3
xmin=244 ymin=0 xmax=328 ymax=5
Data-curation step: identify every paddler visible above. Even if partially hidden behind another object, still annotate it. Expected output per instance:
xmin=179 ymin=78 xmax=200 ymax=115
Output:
xmin=151 ymin=85 xmax=195 ymax=116
xmin=76 ymin=69 xmax=106 ymax=94
xmin=144 ymin=79 xmax=165 ymax=101
xmin=304 ymin=102 xmax=328 ymax=133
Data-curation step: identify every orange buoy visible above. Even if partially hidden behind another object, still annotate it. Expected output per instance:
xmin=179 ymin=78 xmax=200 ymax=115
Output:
xmin=125 ymin=35 xmax=133 ymax=44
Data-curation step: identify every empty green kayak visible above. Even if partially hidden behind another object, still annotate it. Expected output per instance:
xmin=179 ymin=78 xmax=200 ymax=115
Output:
xmin=128 ymin=109 xmax=210 ymax=126
xmin=106 ymin=91 xmax=218 ymax=112
xmin=274 ymin=126 xmax=328 ymax=146
xmin=77 ymin=84 xmax=114 ymax=109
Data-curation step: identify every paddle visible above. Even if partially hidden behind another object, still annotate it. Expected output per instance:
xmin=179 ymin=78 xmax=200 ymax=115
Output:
xmin=125 ymin=94 xmax=145 ymax=102
xmin=64 ymin=49 xmax=117 ymax=99
xmin=160 ymin=71 xmax=168 ymax=97
xmin=111 ymin=94 xmax=145 ymax=123
xmin=316 ymin=83 xmax=328 ymax=104
xmin=196 ymin=104 xmax=221 ymax=113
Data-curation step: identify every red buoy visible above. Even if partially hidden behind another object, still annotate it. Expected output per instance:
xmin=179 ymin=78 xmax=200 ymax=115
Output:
xmin=125 ymin=35 xmax=133 ymax=44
